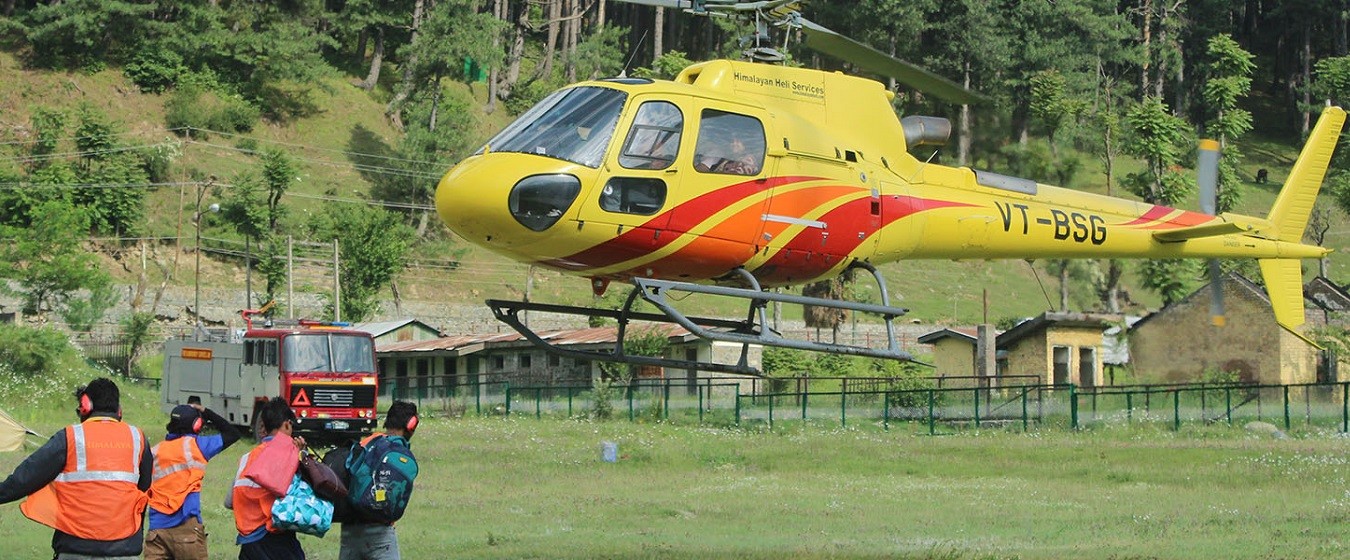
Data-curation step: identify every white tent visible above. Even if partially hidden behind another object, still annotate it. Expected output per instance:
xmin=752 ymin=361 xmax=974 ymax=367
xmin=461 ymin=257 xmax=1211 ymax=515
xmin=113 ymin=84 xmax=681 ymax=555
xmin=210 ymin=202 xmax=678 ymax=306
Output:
xmin=0 ymin=408 xmax=39 ymax=452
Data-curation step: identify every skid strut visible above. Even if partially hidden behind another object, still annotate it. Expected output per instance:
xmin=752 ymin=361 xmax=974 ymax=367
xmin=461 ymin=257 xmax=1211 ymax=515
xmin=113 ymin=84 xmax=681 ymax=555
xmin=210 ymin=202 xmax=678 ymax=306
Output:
xmin=488 ymin=262 xmax=912 ymax=375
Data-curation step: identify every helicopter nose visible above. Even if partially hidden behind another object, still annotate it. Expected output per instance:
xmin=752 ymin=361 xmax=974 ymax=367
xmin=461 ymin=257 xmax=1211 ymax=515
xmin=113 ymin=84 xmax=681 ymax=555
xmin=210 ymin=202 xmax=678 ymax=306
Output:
xmin=435 ymin=163 xmax=502 ymax=242
xmin=434 ymin=160 xmax=582 ymax=245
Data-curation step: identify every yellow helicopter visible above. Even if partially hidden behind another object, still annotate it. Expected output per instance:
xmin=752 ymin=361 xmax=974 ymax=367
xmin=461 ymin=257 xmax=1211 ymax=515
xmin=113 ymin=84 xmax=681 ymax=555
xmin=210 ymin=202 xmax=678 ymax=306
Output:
xmin=434 ymin=0 xmax=1344 ymax=373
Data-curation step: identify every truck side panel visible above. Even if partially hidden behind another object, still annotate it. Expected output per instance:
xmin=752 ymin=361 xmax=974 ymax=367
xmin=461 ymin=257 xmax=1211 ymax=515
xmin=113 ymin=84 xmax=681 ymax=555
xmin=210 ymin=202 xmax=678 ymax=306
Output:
xmin=161 ymin=340 xmax=243 ymax=418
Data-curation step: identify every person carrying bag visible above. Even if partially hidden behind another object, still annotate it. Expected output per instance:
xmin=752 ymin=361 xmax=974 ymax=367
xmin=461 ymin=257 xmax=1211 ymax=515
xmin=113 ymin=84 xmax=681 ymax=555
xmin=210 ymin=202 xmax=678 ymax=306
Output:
xmin=338 ymin=402 xmax=420 ymax=560
xmin=271 ymin=475 xmax=333 ymax=538
xmin=230 ymin=398 xmax=310 ymax=560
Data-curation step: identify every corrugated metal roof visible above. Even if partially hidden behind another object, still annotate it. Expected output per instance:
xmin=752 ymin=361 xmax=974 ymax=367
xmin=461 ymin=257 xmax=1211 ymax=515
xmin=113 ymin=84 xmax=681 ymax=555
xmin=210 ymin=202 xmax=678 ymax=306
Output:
xmin=352 ymin=318 xmax=442 ymax=338
xmin=917 ymin=327 xmax=980 ymax=344
xmin=375 ymin=323 xmax=693 ymax=354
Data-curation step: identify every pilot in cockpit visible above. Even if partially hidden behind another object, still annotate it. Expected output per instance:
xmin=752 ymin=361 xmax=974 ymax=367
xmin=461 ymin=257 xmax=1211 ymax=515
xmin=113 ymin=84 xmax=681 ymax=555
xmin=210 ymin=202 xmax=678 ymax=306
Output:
xmin=697 ymin=130 xmax=760 ymax=175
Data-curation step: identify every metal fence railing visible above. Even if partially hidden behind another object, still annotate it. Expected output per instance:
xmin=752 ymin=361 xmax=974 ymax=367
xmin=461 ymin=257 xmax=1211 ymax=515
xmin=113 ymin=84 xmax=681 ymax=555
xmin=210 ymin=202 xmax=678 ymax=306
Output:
xmin=368 ymin=374 xmax=1350 ymax=435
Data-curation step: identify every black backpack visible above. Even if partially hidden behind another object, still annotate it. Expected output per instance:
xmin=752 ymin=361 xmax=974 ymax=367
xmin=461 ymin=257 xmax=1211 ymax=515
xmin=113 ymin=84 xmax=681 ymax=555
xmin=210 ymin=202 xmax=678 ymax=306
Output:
xmin=321 ymin=442 xmax=357 ymax=523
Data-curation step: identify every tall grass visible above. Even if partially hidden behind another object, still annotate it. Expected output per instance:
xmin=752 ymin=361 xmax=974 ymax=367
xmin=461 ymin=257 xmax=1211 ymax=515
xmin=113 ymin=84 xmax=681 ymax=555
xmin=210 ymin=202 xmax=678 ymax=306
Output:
xmin=3 ymin=399 xmax=1346 ymax=559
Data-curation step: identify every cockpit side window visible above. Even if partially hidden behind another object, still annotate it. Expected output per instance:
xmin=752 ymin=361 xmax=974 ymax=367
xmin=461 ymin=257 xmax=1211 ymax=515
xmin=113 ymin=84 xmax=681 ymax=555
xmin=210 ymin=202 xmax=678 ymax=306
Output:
xmin=693 ymin=110 xmax=765 ymax=176
xmin=619 ymin=101 xmax=683 ymax=170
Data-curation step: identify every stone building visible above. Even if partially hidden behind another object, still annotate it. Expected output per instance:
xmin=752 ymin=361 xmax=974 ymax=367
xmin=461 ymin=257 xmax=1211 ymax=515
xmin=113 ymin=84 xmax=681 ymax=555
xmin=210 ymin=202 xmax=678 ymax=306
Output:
xmin=996 ymin=312 xmax=1119 ymax=386
xmin=915 ymin=328 xmax=978 ymax=377
xmin=918 ymin=314 xmax=1117 ymax=386
xmin=374 ymin=324 xmax=761 ymax=397
xmin=1129 ymin=273 xmax=1318 ymax=385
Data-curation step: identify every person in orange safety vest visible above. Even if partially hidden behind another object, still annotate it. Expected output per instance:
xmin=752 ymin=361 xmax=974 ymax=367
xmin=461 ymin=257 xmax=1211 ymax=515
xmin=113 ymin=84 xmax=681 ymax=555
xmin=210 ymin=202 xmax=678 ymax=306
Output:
xmin=145 ymin=399 xmax=241 ymax=560
xmin=229 ymin=396 xmax=308 ymax=560
xmin=0 ymin=377 xmax=153 ymax=560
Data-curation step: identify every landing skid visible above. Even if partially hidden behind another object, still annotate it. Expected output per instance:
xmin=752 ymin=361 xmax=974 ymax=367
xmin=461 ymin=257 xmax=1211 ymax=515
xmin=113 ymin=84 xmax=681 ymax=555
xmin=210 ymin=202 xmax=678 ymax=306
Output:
xmin=488 ymin=262 xmax=913 ymax=376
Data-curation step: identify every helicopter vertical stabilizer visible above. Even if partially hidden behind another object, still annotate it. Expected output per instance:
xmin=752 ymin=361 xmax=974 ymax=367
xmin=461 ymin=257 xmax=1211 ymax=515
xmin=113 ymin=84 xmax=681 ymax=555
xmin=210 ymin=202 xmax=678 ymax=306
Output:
xmin=1259 ymin=258 xmax=1307 ymax=330
xmin=1255 ymin=106 xmax=1345 ymax=331
xmin=1266 ymin=106 xmax=1345 ymax=242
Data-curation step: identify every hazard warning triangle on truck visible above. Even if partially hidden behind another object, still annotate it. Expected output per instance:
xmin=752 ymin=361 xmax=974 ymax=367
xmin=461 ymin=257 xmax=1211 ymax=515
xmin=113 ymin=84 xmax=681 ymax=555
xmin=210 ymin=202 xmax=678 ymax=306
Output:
xmin=290 ymin=388 xmax=311 ymax=406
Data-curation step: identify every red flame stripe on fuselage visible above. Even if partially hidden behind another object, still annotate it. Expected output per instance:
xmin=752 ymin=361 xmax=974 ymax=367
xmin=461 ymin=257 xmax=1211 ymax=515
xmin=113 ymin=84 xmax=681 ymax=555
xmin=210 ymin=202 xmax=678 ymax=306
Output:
xmin=1116 ymin=204 xmax=1174 ymax=226
xmin=552 ymin=176 xmax=816 ymax=271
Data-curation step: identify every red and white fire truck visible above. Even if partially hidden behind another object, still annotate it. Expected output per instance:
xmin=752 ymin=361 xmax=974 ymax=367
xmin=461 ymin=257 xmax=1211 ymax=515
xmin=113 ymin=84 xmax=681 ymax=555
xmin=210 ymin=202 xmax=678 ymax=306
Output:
xmin=161 ymin=307 xmax=379 ymax=440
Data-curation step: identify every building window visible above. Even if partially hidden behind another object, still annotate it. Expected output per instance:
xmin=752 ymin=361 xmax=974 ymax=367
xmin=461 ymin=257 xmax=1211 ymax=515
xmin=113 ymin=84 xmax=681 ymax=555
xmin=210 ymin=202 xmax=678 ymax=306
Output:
xmin=493 ymin=355 xmax=505 ymax=370
xmin=520 ymin=354 xmax=532 ymax=369
xmin=1078 ymin=347 xmax=1096 ymax=387
xmin=548 ymin=354 xmax=561 ymax=367
xmin=1052 ymin=346 xmax=1071 ymax=385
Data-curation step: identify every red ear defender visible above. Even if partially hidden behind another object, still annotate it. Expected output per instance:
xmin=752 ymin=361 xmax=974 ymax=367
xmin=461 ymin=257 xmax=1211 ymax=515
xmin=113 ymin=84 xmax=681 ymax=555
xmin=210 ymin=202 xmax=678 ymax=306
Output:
xmin=77 ymin=391 xmax=93 ymax=417
xmin=406 ymin=415 xmax=418 ymax=432
xmin=192 ymin=415 xmax=204 ymax=433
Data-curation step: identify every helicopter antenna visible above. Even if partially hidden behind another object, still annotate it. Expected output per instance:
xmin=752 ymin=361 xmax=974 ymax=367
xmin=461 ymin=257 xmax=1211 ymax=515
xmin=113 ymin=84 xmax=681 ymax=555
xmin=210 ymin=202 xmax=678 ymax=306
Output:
xmin=622 ymin=29 xmax=650 ymax=77
xmin=903 ymin=149 xmax=941 ymax=183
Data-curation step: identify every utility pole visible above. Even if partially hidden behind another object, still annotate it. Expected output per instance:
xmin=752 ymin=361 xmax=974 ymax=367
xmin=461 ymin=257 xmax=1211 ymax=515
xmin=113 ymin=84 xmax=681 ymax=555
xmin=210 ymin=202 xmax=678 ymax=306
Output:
xmin=245 ymin=236 xmax=252 ymax=310
xmin=193 ymin=177 xmax=218 ymax=340
xmin=333 ymin=239 xmax=341 ymax=322
xmin=287 ymin=235 xmax=294 ymax=319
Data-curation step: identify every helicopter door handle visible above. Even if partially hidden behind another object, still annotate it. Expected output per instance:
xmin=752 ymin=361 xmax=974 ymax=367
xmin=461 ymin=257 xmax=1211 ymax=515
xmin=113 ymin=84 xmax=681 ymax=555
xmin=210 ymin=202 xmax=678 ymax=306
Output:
xmin=664 ymin=168 xmax=678 ymax=174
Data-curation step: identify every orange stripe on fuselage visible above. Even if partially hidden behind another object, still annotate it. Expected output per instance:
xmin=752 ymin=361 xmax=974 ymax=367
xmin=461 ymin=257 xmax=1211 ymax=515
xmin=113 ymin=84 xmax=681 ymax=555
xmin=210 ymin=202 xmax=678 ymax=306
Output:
xmin=1117 ymin=205 xmax=1174 ymax=226
xmin=1141 ymin=209 xmax=1213 ymax=229
xmin=1117 ymin=205 xmax=1215 ymax=230
xmin=551 ymin=176 xmax=817 ymax=271
xmin=752 ymin=194 xmax=973 ymax=284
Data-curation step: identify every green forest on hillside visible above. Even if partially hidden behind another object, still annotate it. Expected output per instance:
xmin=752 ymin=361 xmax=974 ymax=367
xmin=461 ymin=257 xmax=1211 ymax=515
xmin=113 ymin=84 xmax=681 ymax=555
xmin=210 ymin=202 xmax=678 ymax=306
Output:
xmin=1 ymin=0 xmax=1350 ymax=352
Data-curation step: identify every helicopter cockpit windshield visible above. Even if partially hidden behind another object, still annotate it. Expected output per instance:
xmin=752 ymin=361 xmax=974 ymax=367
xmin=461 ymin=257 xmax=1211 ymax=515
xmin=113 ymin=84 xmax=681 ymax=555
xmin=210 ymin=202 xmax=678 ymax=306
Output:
xmin=480 ymin=86 xmax=627 ymax=168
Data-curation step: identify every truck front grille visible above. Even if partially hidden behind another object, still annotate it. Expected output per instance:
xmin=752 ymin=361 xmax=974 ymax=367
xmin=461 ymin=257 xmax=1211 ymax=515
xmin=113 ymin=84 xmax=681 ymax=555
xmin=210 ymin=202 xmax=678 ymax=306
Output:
xmin=290 ymin=384 xmax=377 ymax=408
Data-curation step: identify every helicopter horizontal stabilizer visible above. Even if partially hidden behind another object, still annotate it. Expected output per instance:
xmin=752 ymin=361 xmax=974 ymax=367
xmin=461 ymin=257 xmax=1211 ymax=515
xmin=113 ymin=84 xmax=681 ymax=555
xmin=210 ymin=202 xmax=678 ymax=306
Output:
xmin=1150 ymin=220 xmax=1253 ymax=243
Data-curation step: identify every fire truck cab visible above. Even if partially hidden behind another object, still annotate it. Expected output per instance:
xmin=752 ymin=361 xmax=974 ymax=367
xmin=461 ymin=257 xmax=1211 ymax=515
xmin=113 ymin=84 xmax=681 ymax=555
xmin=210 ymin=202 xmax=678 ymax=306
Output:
xmin=161 ymin=315 xmax=380 ymax=441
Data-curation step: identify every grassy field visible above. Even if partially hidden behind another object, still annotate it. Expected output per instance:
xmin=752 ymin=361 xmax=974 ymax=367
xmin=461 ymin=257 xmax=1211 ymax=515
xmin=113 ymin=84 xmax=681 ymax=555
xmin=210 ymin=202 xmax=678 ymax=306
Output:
xmin=1 ymin=380 xmax=1348 ymax=559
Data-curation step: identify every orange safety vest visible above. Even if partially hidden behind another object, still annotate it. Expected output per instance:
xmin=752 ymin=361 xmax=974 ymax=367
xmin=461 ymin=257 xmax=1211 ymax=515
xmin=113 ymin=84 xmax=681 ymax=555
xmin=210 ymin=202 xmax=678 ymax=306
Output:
xmin=20 ymin=419 xmax=148 ymax=541
xmin=147 ymin=436 xmax=207 ymax=514
xmin=231 ymin=445 xmax=280 ymax=536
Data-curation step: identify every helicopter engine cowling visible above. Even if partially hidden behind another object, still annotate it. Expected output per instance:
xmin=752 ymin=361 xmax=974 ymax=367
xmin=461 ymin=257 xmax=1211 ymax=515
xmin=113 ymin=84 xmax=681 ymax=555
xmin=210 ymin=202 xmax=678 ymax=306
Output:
xmin=900 ymin=115 xmax=951 ymax=151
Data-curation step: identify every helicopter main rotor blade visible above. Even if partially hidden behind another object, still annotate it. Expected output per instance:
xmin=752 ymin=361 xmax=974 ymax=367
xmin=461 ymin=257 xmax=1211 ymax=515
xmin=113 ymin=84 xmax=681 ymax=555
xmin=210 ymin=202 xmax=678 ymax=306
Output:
xmin=614 ymin=0 xmax=789 ymax=12
xmin=797 ymin=19 xmax=984 ymax=105
xmin=615 ymin=0 xmax=693 ymax=7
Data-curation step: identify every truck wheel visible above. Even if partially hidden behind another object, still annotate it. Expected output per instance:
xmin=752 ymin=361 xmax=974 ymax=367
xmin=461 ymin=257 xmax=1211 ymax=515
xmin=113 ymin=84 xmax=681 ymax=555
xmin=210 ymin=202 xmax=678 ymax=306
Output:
xmin=251 ymin=403 xmax=265 ymax=440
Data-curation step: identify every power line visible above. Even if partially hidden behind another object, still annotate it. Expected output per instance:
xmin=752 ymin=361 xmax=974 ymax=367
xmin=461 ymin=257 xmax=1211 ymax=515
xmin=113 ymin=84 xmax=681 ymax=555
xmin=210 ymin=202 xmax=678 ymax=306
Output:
xmin=171 ymin=127 xmax=445 ymax=166
xmin=286 ymin=191 xmax=435 ymax=211
xmin=0 ymin=181 xmax=208 ymax=190
xmin=0 ymin=142 xmax=173 ymax=164
xmin=0 ymin=128 xmax=168 ymax=146
xmin=182 ymin=139 xmax=445 ymax=180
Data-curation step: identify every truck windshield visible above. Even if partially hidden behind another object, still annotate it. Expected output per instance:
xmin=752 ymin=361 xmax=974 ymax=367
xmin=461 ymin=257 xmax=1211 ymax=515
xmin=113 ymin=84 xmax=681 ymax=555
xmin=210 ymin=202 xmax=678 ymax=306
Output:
xmin=283 ymin=334 xmax=375 ymax=373
xmin=480 ymin=86 xmax=626 ymax=168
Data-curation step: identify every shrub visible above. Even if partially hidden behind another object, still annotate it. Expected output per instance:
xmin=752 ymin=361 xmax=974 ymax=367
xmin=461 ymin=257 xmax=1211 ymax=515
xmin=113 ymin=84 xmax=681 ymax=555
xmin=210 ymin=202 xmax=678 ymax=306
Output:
xmin=587 ymin=380 xmax=617 ymax=420
xmin=874 ymin=359 xmax=939 ymax=409
xmin=0 ymin=324 xmax=75 ymax=377
xmin=166 ymin=85 xmax=260 ymax=135
xmin=125 ymin=50 xmax=185 ymax=94
xmin=212 ymin=97 xmax=261 ymax=132
xmin=137 ymin=138 xmax=182 ymax=183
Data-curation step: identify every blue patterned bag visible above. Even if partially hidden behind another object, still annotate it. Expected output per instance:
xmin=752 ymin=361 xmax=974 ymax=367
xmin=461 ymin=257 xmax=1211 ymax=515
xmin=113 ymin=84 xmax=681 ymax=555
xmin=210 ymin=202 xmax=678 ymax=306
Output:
xmin=270 ymin=474 xmax=334 ymax=537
